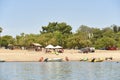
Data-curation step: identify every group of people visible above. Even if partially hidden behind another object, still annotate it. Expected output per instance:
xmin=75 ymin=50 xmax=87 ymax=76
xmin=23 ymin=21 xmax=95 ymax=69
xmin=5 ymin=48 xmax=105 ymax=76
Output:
xmin=45 ymin=48 xmax=64 ymax=55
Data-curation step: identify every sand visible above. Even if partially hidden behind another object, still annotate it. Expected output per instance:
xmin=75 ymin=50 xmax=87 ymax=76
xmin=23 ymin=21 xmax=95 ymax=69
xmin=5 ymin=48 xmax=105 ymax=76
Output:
xmin=0 ymin=49 xmax=120 ymax=62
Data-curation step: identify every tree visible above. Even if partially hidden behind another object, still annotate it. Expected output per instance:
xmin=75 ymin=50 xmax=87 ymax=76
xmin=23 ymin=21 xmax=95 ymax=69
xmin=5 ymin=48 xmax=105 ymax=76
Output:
xmin=118 ymin=27 xmax=120 ymax=32
xmin=1 ymin=35 xmax=15 ymax=47
xmin=112 ymin=24 xmax=118 ymax=33
xmin=76 ymin=25 xmax=94 ymax=39
xmin=40 ymin=22 xmax=72 ymax=34
xmin=102 ymin=27 xmax=115 ymax=38
xmin=53 ymin=31 xmax=63 ymax=46
xmin=16 ymin=33 xmax=39 ymax=47
xmin=95 ymin=37 xmax=116 ymax=49
xmin=90 ymin=28 xmax=102 ymax=44
xmin=77 ymin=25 xmax=92 ymax=33
xmin=115 ymin=32 xmax=120 ymax=47
xmin=40 ymin=22 xmax=72 ymax=48
xmin=66 ymin=34 xmax=78 ymax=49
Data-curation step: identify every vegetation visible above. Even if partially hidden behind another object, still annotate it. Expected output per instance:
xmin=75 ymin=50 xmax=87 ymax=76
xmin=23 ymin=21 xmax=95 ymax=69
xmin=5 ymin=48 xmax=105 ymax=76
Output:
xmin=0 ymin=23 xmax=120 ymax=49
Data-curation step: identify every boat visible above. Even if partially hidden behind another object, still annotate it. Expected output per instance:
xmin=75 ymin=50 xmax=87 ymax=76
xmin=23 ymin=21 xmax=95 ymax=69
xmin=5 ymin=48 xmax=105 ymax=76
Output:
xmin=44 ymin=58 xmax=63 ymax=62
xmin=0 ymin=60 xmax=5 ymax=62
xmin=94 ymin=58 xmax=104 ymax=62
xmin=88 ymin=58 xmax=104 ymax=62
xmin=80 ymin=58 xmax=88 ymax=61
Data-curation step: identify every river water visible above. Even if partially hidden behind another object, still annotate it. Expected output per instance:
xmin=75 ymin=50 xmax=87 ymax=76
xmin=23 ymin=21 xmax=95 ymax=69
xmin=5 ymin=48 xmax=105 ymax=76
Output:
xmin=0 ymin=61 xmax=120 ymax=80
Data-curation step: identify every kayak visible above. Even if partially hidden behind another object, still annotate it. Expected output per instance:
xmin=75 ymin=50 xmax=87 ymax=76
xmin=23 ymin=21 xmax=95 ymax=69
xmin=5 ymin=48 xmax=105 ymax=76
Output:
xmin=44 ymin=58 xmax=63 ymax=62
xmin=0 ymin=60 xmax=5 ymax=62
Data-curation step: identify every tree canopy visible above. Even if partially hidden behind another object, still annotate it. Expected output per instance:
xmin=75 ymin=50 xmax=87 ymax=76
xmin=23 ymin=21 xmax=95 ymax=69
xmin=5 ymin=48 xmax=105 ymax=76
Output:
xmin=1 ymin=23 xmax=120 ymax=49
xmin=40 ymin=22 xmax=72 ymax=34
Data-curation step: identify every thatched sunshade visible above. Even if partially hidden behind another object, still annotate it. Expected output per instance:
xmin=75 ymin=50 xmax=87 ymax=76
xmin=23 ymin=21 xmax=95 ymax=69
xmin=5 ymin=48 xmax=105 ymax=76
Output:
xmin=8 ymin=44 xmax=13 ymax=47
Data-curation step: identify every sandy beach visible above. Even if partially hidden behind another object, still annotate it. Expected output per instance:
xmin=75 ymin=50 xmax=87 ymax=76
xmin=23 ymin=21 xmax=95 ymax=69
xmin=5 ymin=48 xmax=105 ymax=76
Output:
xmin=0 ymin=49 xmax=120 ymax=62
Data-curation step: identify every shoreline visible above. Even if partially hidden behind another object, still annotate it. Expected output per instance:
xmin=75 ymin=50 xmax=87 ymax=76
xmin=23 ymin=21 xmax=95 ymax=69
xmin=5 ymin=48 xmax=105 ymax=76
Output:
xmin=0 ymin=49 xmax=120 ymax=62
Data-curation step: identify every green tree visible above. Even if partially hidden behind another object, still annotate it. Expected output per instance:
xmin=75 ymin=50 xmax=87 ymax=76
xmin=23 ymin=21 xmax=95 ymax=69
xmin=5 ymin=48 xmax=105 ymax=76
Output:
xmin=40 ymin=22 xmax=72 ymax=34
xmin=1 ymin=35 xmax=15 ymax=47
xmin=115 ymin=32 xmax=120 ymax=47
xmin=102 ymin=27 xmax=115 ymax=38
xmin=67 ymin=31 xmax=92 ymax=49
xmin=112 ymin=24 xmax=118 ymax=32
xmin=90 ymin=28 xmax=102 ymax=45
xmin=118 ymin=27 xmax=120 ymax=32
xmin=95 ymin=37 xmax=116 ymax=49
xmin=74 ymin=25 xmax=93 ymax=48
xmin=38 ymin=33 xmax=53 ymax=46
xmin=40 ymin=22 xmax=72 ymax=48
xmin=16 ymin=33 xmax=39 ymax=47
xmin=77 ymin=25 xmax=94 ymax=39
xmin=53 ymin=31 xmax=63 ymax=46
xmin=66 ymin=34 xmax=77 ymax=49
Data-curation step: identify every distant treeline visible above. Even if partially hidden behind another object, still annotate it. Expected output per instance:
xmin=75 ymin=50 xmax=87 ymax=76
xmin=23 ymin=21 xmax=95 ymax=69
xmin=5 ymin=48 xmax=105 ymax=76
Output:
xmin=0 ymin=22 xmax=120 ymax=49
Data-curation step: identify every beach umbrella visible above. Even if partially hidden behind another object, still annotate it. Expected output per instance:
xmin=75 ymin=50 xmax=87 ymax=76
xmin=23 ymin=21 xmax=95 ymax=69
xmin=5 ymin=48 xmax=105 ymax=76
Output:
xmin=55 ymin=45 xmax=63 ymax=48
xmin=45 ymin=44 xmax=55 ymax=49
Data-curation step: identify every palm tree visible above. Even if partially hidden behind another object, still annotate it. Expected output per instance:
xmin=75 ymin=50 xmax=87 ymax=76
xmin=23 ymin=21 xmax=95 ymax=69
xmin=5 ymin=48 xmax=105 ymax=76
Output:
xmin=0 ymin=27 xmax=3 ymax=48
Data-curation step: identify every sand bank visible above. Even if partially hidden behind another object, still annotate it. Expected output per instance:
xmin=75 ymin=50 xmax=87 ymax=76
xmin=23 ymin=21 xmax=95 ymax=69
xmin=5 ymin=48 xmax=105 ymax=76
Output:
xmin=0 ymin=49 xmax=120 ymax=62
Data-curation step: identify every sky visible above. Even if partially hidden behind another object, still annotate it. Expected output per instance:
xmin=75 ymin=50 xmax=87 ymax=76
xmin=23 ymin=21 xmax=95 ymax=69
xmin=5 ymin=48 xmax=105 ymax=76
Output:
xmin=0 ymin=0 xmax=120 ymax=37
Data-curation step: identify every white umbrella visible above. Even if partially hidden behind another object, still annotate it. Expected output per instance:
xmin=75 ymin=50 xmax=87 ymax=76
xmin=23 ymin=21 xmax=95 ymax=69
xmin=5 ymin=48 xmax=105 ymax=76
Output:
xmin=55 ymin=45 xmax=63 ymax=48
xmin=45 ymin=44 xmax=55 ymax=49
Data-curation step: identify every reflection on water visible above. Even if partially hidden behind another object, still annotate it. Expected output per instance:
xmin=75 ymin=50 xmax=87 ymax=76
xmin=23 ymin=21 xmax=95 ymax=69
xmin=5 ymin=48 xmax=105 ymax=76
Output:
xmin=0 ymin=62 xmax=120 ymax=80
